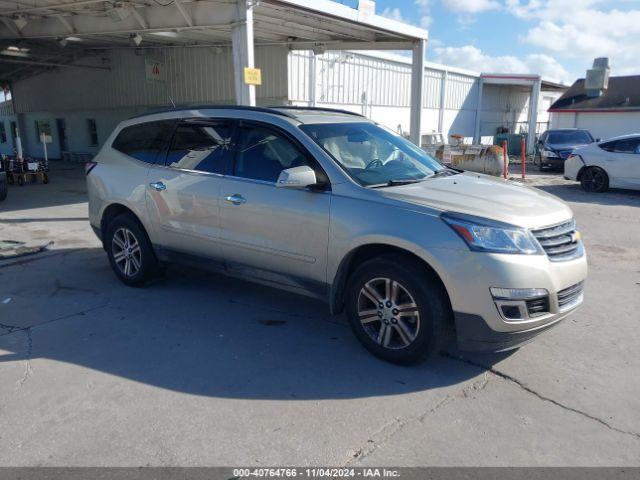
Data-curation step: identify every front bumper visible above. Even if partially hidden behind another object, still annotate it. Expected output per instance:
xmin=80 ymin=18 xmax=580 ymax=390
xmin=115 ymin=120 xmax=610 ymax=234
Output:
xmin=454 ymin=309 xmax=574 ymax=352
xmin=429 ymin=245 xmax=588 ymax=352
xmin=540 ymin=156 xmax=565 ymax=168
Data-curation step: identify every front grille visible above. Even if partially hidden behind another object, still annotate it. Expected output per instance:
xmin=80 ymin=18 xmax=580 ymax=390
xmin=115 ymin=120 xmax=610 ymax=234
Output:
xmin=557 ymin=282 xmax=584 ymax=310
xmin=532 ymin=220 xmax=581 ymax=261
xmin=526 ymin=296 xmax=550 ymax=317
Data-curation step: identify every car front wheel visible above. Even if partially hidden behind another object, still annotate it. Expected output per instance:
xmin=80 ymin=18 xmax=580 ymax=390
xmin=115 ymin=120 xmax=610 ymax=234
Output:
xmin=580 ymin=166 xmax=609 ymax=193
xmin=345 ymin=255 xmax=450 ymax=364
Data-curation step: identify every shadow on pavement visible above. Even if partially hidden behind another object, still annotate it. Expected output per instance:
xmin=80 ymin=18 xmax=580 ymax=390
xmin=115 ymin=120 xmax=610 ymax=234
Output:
xmin=536 ymin=183 xmax=640 ymax=208
xmin=0 ymin=247 xmax=511 ymax=400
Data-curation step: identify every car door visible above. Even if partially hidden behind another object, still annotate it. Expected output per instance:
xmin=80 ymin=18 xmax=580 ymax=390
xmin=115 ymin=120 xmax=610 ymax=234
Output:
xmin=219 ymin=122 xmax=331 ymax=294
xmin=145 ymin=118 xmax=235 ymax=261
xmin=601 ymin=137 xmax=640 ymax=188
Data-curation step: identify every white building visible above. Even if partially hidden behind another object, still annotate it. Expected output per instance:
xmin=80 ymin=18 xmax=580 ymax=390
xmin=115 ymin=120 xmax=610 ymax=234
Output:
xmin=550 ymin=74 xmax=640 ymax=141
xmin=0 ymin=0 xmax=565 ymax=160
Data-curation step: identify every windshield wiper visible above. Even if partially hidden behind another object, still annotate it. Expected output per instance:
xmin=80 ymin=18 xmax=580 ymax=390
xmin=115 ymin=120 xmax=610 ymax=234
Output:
xmin=369 ymin=178 xmax=424 ymax=188
xmin=429 ymin=169 xmax=460 ymax=178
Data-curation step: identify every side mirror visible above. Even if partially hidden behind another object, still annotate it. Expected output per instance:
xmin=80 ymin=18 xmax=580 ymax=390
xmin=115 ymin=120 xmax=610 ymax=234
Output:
xmin=276 ymin=165 xmax=318 ymax=189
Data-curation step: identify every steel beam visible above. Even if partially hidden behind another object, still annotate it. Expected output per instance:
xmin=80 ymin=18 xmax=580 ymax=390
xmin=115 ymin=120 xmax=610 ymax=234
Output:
xmin=231 ymin=0 xmax=255 ymax=106
xmin=409 ymin=39 xmax=425 ymax=146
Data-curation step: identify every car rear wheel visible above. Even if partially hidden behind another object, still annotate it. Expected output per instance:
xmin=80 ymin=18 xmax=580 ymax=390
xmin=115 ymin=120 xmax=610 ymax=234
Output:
xmin=580 ymin=166 xmax=609 ymax=193
xmin=345 ymin=254 xmax=450 ymax=364
xmin=105 ymin=212 xmax=160 ymax=286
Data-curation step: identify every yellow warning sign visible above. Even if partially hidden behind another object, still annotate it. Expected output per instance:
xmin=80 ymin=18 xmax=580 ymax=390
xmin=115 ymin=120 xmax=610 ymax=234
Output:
xmin=243 ymin=67 xmax=262 ymax=86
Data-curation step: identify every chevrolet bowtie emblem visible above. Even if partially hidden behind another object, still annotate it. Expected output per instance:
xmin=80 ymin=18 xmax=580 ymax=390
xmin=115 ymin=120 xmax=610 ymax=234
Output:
xmin=571 ymin=231 xmax=582 ymax=243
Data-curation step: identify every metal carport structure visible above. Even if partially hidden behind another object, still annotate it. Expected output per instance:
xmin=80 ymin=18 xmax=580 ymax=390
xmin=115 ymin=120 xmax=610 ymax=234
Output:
xmin=0 ymin=0 xmax=429 ymax=144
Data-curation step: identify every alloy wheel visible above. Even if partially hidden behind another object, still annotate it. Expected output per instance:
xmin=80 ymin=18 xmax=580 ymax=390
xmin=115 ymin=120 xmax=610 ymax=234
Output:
xmin=583 ymin=168 xmax=605 ymax=192
xmin=112 ymin=227 xmax=142 ymax=277
xmin=357 ymin=277 xmax=420 ymax=350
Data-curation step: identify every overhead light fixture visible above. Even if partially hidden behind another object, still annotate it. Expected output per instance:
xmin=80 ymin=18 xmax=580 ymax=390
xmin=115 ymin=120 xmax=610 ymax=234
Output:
xmin=1 ymin=45 xmax=30 ymax=57
xmin=130 ymin=33 xmax=143 ymax=46
xmin=149 ymin=31 xmax=178 ymax=38
xmin=312 ymin=44 xmax=326 ymax=55
xmin=58 ymin=37 xmax=68 ymax=48
xmin=108 ymin=2 xmax=132 ymax=22
xmin=12 ymin=15 xmax=28 ymax=31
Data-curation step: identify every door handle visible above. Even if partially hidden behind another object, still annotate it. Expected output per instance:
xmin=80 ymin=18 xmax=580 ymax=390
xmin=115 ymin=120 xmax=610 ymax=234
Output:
xmin=224 ymin=194 xmax=246 ymax=205
xmin=149 ymin=181 xmax=166 ymax=191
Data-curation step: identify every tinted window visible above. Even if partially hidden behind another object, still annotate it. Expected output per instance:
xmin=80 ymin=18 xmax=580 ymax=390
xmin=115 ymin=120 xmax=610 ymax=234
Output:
xmin=612 ymin=138 xmax=640 ymax=154
xmin=547 ymin=130 xmax=593 ymax=145
xmin=165 ymin=122 xmax=232 ymax=174
xmin=112 ymin=120 xmax=175 ymax=164
xmin=234 ymin=127 xmax=309 ymax=182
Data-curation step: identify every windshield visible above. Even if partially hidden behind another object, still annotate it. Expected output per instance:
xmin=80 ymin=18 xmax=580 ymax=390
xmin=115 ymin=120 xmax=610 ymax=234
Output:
xmin=547 ymin=130 xmax=593 ymax=145
xmin=299 ymin=122 xmax=445 ymax=187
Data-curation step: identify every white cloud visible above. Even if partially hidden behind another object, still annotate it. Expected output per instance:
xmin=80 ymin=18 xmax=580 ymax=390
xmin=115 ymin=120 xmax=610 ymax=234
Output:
xmin=380 ymin=7 xmax=405 ymax=22
xmin=511 ymin=1 xmax=640 ymax=77
xmin=414 ymin=0 xmax=433 ymax=28
xmin=442 ymin=0 xmax=501 ymax=13
xmin=432 ymin=44 xmax=572 ymax=83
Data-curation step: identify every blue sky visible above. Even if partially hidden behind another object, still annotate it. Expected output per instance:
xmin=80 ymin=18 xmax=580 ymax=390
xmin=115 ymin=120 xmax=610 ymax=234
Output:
xmin=346 ymin=0 xmax=640 ymax=84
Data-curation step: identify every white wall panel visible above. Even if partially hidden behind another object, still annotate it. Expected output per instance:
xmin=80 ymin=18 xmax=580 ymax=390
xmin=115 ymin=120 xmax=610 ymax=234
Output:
xmin=12 ymin=46 xmax=289 ymax=113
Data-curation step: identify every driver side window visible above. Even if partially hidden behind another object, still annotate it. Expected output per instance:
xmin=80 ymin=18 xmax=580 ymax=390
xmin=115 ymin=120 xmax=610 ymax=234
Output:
xmin=234 ymin=126 xmax=309 ymax=183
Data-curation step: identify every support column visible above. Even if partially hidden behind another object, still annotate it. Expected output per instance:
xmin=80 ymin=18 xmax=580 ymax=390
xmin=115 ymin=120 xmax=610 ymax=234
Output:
xmin=409 ymin=39 xmax=426 ymax=146
xmin=473 ymin=77 xmax=484 ymax=144
xmin=526 ymin=77 xmax=542 ymax=154
xmin=438 ymin=70 xmax=448 ymax=135
xmin=231 ymin=0 xmax=255 ymax=106
xmin=308 ymin=51 xmax=317 ymax=107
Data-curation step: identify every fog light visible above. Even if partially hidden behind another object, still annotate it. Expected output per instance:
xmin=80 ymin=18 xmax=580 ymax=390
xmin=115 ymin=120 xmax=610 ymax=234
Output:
xmin=490 ymin=287 xmax=548 ymax=300
xmin=500 ymin=305 xmax=522 ymax=320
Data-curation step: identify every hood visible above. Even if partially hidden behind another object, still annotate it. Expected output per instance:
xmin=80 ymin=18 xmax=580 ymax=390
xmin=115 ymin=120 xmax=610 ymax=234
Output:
xmin=382 ymin=172 xmax=573 ymax=229
xmin=545 ymin=142 xmax=587 ymax=151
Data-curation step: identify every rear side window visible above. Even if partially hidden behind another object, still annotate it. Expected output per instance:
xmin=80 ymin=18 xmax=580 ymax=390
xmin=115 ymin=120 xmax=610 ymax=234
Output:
xmin=600 ymin=138 xmax=640 ymax=153
xmin=164 ymin=122 xmax=233 ymax=174
xmin=112 ymin=120 xmax=175 ymax=163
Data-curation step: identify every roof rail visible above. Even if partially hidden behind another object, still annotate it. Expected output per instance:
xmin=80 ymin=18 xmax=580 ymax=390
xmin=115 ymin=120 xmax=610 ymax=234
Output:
xmin=270 ymin=106 xmax=366 ymax=117
xmin=128 ymin=105 xmax=297 ymax=120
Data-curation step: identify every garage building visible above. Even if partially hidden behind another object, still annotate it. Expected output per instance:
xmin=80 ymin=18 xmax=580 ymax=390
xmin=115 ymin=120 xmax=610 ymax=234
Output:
xmin=0 ymin=0 xmax=565 ymax=161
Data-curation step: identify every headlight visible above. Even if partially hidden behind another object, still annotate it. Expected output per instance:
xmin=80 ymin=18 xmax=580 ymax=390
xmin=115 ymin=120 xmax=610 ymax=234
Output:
xmin=442 ymin=215 xmax=542 ymax=254
xmin=541 ymin=149 xmax=559 ymax=158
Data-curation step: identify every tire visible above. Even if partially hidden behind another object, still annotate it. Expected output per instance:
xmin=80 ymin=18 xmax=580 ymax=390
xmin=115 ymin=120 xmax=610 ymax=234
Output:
xmin=580 ymin=166 xmax=609 ymax=193
xmin=345 ymin=254 xmax=450 ymax=365
xmin=105 ymin=212 xmax=160 ymax=287
xmin=0 ymin=178 xmax=7 ymax=202
xmin=536 ymin=155 xmax=546 ymax=172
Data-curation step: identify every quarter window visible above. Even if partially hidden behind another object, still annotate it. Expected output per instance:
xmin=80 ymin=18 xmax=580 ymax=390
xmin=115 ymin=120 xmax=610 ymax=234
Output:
xmin=234 ymin=126 xmax=309 ymax=182
xmin=165 ymin=122 xmax=232 ymax=174
xmin=600 ymin=138 xmax=640 ymax=153
xmin=112 ymin=120 xmax=175 ymax=164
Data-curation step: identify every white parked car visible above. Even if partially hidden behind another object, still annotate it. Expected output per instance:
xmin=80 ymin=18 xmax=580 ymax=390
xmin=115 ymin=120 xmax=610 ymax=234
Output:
xmin=565 ymin=134 xmax=640 ymax=192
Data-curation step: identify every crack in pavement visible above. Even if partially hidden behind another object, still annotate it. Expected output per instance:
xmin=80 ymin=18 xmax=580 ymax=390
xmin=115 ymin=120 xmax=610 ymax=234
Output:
xmin=0 ymin=322 xmax=20 ymax=334
xmin=442 ymin=352 xmax=640 ymax=441
xmin=15 ymin=328 xmax=33 ymax=389
xmin=343 ymin=372 xmax=491 ymax=466
xmin=0 ymin=302 xmax=111 ymax=338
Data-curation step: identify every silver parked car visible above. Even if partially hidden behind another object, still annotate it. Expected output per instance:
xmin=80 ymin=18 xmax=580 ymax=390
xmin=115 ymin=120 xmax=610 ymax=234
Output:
xmin=87 ymin=106 xmax=588 ymax=364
